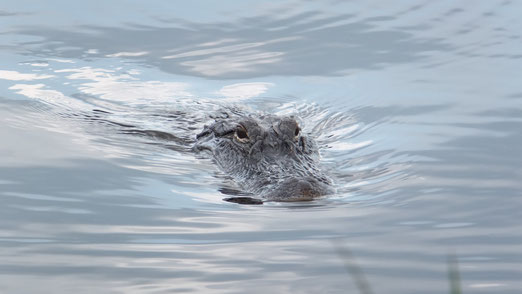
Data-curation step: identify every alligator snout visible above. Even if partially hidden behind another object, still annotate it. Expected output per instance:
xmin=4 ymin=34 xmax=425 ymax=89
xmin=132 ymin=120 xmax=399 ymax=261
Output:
xmin=263 ymin=177 xmax=335 ymax=201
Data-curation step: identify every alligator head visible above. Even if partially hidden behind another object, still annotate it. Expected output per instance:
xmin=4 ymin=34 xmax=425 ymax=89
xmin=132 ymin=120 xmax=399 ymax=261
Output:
xmin=195 ymin=113 xmax=334 ymax=203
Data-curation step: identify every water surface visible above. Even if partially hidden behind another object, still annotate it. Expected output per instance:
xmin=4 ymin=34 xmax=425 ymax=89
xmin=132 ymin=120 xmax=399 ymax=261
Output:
xmin=1 ymin=1 xmax=521 ymax=293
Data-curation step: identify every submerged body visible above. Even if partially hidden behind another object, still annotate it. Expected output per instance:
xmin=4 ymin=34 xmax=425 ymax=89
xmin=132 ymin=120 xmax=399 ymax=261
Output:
xmin=195 ymin=113 xmax=334 ymax=202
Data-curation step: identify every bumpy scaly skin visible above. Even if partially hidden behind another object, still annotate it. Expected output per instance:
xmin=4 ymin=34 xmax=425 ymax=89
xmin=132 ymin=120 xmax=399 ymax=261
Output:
xmin=195 ymin=113 xmax=333 ymax=201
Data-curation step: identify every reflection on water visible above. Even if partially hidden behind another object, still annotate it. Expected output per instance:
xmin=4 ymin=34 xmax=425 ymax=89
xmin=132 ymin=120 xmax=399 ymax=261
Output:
xmin=1 ymin=0 xmax=522 ymax=293
xmin=12 ymin=13 xmax=450 ymax=79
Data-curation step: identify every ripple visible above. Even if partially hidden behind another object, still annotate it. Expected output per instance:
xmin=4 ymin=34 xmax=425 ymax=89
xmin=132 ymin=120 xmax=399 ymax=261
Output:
xmin=1 ymin=1 xmax=522 ymax=293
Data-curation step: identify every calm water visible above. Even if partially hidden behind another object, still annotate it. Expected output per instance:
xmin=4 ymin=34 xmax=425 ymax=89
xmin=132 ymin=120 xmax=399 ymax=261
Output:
xmin=1 ymin=1 xmax=521 ymax=293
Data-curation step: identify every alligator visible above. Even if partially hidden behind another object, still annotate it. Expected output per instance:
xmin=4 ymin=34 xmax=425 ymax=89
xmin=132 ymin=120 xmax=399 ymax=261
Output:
xmin=54 ymin=105 xmax=334 ymax=205
xmin=194 ymin=112 xmax=334 ymax=204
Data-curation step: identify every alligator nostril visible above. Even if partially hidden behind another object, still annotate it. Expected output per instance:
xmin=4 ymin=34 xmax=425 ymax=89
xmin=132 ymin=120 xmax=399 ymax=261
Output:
xmin=295 ymin=179 xmax=316 ymax=197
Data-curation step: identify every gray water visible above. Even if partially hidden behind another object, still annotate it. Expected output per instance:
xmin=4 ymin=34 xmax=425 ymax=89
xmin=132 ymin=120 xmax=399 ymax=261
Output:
xmin=1 ymin=1 xmax=521 ymax=293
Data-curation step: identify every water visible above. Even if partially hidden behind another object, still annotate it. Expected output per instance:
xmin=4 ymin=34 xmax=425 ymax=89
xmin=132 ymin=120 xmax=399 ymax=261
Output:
xmin=1 ymin=1 xmax=521 ymax=293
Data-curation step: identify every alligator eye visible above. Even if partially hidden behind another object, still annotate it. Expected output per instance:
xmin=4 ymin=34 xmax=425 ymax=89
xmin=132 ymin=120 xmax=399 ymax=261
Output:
xmin=294 ymin=126 xmax=301 ymax=139
xmin=234 ymin=126 xmax=249 ymax=143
